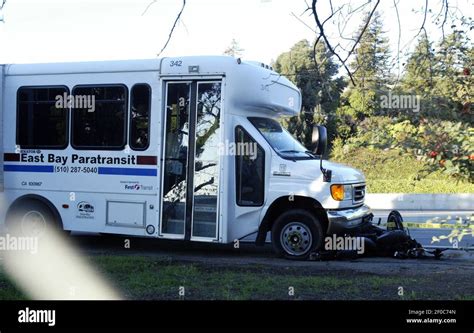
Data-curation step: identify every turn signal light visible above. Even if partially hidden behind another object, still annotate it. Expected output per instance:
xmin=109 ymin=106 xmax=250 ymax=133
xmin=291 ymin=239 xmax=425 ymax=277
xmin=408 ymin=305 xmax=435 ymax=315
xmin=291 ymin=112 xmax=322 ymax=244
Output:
xmin=331 ymin=184 xmax=344 ymax=201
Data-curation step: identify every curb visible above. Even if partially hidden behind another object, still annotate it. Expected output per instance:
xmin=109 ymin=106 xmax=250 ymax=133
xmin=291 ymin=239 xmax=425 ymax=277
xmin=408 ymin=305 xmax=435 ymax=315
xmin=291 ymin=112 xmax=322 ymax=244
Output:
xmin=365 ymin=193 xmax=474 ymax=210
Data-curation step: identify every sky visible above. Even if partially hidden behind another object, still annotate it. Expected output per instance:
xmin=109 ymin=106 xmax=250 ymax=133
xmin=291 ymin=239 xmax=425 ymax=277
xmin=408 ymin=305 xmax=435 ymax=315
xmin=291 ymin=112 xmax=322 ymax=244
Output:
xmin=0 ymin=0 xmax=472 ymax=70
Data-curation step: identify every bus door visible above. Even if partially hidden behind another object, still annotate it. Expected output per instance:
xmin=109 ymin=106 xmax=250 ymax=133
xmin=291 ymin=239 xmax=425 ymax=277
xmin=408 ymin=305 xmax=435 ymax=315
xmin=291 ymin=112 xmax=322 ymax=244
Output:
xmin=160 ymin=80 xmax=222 ymax=241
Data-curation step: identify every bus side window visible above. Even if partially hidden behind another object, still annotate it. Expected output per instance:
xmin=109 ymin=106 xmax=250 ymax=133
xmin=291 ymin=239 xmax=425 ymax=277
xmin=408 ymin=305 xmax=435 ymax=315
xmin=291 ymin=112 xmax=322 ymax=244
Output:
xmin=130 ymin=84 xmax=151 ymax=150
xmin=17 ymin=86 xmax=69 ymax=149
xmin=235 ymin=126 xmax=265 ymax=206
xmin=71 ymin=85 xmax=127 ymax=150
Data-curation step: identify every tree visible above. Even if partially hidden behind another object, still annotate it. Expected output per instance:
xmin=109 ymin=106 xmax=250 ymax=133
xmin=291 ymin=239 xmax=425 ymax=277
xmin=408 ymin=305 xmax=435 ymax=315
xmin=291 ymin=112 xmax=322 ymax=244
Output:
xmin=314 ymin=42 xmax=345 ymax=146
xmin=433 ymin=30 xmax=473 ymax=122
xmin=402 ymin=34 xmax=435 ymax=98
xmin=336 ymin=28 xmax=473 ymax=181
xmin=346 ymin=11 xmax=391 ymax=119
xmin=223 ymin=38 xmax=244 ymax=57
xmin=274 ymin=39 xmax=343 ymax=149
xmin=307 ymin=0 xmax=470 ymax=86
xmin=334 ymin=11 xmax=391 ymax=143
xmin=399 ymin=30 xmax=472 ymax=122
xmin=303 ymin=1 xmax=473 ymax=182
xmin=398 ymin=34 xmax=437 ymax=118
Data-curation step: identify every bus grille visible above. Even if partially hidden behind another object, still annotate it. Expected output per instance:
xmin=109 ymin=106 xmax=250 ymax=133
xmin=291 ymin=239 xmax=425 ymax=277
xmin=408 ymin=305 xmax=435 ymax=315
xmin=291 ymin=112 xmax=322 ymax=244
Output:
xmin=353 ymin=184 xmax=366 ymax=204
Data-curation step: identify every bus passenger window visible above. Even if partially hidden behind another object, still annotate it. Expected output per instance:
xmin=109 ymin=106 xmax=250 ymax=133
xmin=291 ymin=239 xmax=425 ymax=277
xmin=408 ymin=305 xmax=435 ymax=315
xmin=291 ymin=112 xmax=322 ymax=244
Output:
xmin=235 ymin=126 xmax=265 ymax=206
xmin=130 ymin=84 xmax=151 ymax=150
xmin=17 ymin=86 xmax=69 ymax=149
xmin=72 ymin=85 xmax=127 ymax=149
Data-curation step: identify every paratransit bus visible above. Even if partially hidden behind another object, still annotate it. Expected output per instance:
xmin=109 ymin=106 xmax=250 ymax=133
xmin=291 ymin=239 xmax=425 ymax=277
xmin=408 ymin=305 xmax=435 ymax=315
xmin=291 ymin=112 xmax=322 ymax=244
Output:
xmin=0 ymin=56 xmax=371 ymax=259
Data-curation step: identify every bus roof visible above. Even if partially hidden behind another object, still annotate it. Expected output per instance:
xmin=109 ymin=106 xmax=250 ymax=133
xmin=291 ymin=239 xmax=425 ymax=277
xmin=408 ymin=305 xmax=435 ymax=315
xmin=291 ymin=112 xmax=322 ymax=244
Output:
xmin=4 ymin=56 xmax=266 ymax=76
xmin=3 ymin=56 xmax=302 ymax=116
xmin=4 ymin=58 xmax=160 ymax=76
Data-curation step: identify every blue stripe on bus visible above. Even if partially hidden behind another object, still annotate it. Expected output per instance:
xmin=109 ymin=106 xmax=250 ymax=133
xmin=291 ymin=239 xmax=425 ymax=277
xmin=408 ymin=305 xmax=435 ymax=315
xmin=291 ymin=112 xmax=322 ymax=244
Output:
xmin=4 ymin=164 xmax=54 ymax=173
xmin=98 ymin=167 xmax=157 ymax=176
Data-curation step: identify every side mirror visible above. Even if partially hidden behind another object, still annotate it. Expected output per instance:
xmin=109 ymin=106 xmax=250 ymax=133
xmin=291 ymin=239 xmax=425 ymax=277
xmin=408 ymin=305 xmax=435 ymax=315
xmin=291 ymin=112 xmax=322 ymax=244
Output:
xmin=312 ymin=125 xmax=327 ymax=156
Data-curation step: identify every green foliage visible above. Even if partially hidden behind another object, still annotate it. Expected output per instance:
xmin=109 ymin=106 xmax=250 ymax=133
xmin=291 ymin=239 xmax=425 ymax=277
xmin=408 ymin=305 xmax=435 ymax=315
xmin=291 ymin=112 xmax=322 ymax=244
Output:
xmin=331 ymin=145 xmax=474 ymax=193
xmin=433 ymin=31 xmax=473 ymax=122
xmin=400 ymin=31 xmax=473 ymax=122
xmin=336 ymin=116 xmax=473 ymax=182
xmin=274 ymin=39 xmax=344 ymax=149
xmin=415 ymin=120 xmax=473 ymax=181
xmin=275 ymin=12 xmax=473 ymax=184
xmin=345 ymin=116 xmax=394 ymax=149
xmin=334 ymin=11 xmax=393 ymax=162
xmin=333 ymin=16 xmax=473 ymax=182
xmin=342 ymin=11 xmax=391 ymax=119
xmin=401 ymin=34 xmax=436 ymax=98
xmin=386 ymin=31 xmax=472 ymax=181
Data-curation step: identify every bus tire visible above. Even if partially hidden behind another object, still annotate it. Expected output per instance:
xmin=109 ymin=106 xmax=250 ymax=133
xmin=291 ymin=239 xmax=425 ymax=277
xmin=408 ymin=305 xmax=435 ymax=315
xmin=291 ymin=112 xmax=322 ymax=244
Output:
xmin=6 ymin=199 xmax=61 ymax=237
xmin=271 ymin=209 xmax=323 ymax=260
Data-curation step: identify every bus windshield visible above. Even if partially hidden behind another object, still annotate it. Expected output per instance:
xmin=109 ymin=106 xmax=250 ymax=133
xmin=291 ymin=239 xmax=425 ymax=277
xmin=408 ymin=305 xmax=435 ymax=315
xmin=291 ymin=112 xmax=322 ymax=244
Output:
xmin=249 ymin=117 xmax=314 ymax=159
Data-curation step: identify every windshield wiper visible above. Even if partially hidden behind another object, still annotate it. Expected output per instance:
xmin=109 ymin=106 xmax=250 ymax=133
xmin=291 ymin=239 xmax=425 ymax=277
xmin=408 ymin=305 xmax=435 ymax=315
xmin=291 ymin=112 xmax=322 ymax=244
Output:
xmin=279 ymin=149 xmax=317 ymax=160
xmin=277 ymin=149 xmax=301 ymax=162
xmin=304 ymin=150 xmax=318 ymax=159
xmin=279 ymin=149 xmax=305 ymax=154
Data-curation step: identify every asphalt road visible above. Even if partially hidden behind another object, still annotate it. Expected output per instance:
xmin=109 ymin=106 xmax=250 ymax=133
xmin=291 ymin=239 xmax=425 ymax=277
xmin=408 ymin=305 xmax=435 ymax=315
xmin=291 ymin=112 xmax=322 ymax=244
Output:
xmin=71 ymin=209 xmax=474 ymax=251
xmin=240 ymin=209 xmax=474 ymax=249
xmin=372 ymin=209 xmax=473 ymax=224
xmin=372 ymin=209 xmax=474 ymax=249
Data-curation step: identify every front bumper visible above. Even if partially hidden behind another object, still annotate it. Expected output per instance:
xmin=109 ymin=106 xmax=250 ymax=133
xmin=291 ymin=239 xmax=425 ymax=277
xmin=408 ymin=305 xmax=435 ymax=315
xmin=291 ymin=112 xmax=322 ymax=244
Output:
xmin=326 ymin=205 xmax=373 ymax=235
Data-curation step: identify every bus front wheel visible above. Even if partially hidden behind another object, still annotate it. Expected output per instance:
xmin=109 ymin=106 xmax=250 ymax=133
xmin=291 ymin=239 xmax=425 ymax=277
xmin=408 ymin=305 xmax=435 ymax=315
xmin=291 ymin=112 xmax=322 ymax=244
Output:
xmin=271 ymin=209 xmax=324 ymax=260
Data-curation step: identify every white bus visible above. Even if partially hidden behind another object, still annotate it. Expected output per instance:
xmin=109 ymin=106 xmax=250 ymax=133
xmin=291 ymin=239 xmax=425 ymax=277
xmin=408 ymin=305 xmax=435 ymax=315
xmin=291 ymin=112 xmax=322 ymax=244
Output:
xmin=0 ymin=56 xmax=372 ymax=259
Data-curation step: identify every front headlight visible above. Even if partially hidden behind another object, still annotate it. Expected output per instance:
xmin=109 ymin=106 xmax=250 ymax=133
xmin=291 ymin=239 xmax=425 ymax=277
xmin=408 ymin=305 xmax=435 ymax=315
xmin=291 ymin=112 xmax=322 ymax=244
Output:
xmin=330 ymin=184 xmax=353 ymax=201
xmin=344 ymin=185 xmax=353 ymax=200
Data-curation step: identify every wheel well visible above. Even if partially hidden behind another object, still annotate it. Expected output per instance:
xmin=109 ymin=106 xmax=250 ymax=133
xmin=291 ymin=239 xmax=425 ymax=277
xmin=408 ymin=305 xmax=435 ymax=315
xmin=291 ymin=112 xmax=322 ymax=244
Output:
xmin=7 ymin=194 xmax=63 ymax=229
xmin=256 ymin=196 xmax=328 ymax=246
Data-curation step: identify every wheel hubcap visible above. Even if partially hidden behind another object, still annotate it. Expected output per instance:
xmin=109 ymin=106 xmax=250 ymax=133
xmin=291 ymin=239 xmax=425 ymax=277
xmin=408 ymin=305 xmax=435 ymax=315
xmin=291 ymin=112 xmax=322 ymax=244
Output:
xmin=21 ymin=210 xmax=46 ymax=236
xmin=280 ymin=222 xmax=312 ymax=256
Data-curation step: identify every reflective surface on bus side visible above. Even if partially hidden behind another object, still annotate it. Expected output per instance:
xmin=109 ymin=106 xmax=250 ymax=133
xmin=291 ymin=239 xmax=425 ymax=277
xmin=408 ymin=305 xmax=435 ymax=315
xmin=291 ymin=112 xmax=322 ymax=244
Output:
xmin=192 ymin=82 xmax=221 ymax=238
xmin=162 ymin=83 xmax=191 ymax=236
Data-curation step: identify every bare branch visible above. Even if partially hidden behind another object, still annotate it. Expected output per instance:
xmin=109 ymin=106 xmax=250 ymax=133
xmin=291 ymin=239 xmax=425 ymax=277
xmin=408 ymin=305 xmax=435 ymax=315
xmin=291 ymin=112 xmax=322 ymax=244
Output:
xmin=342 ymin=1 xmax=380 ymax=64
xmin=302 ymin=0 xmax=312 ymax=15
xmin=441 ymin=0 xmax=449 ymax=42
xmin=312 ymin=0 xmax=354 ymax=85
xmin=291 ymin=12 xmax=316 ymax=33
xmin=415 ymin=0 xmax=429 ymax=39
xmin=398 ymin=0 xmax=430 ymax=55
xmin=392 ymin=0 xmax=402 ymax=82
xmin=292 ymin=0 xmax=463 ymax=90
xmin=311 ymin=0 xmax=380 ymax=86
xmin=0 ymin=0 xmax=6 ymax=22
xmin=157 ymin=0 xmax=186 ymax=57
xmin=141 ymin=0 xmax=157 ymax=16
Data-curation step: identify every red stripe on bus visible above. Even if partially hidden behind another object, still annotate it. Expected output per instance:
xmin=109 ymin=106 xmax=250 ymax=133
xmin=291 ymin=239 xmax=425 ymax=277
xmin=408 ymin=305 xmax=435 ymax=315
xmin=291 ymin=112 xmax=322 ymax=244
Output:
xmin=4 ymin=153 xmax=20 ymax=162
xmin=137 ymin=155 xmax=157 ymax=165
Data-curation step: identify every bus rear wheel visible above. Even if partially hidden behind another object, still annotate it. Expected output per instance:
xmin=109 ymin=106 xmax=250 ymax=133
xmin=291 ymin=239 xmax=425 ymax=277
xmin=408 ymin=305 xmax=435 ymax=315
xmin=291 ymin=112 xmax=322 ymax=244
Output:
xmin=7 ymin=199 xmax=61 ymax=237
xmin=271 ymin=209 xmax=324 ymax=260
